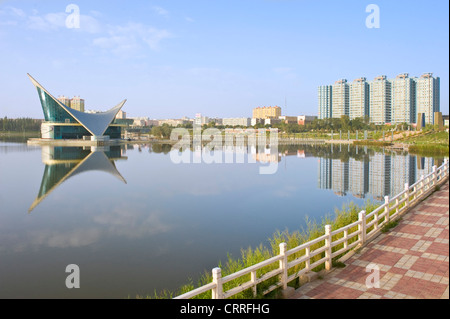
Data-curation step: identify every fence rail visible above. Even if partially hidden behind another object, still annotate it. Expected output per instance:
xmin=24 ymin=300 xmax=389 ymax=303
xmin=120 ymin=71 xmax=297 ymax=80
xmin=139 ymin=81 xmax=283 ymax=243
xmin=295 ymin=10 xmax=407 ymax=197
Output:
xmin=174 ymin=159 xmax=449 ymax=299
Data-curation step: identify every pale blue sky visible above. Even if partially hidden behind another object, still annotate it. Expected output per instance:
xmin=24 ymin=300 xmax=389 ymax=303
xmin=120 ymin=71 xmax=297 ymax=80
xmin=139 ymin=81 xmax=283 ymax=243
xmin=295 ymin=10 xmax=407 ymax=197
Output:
xmin=0 ymin=0 xmax=448 ymax=119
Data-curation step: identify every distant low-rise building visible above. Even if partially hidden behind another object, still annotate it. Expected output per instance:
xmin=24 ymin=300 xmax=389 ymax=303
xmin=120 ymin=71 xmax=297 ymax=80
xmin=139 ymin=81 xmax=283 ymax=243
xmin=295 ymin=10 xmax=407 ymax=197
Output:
xmin=443 ymin=115 xmax=449 ymax=127
xmin=158 ymin=119 xmax=190 ymax=126
xmin=297 ymin=115 xmax=317 ymax=125
xmin=264 ymin=118 xmax=281 ymax=126
xmin=279 ymin=116 xmax=298 ymax=124
xmin=222 ymin=117 xmax=251 ymax=127
xmin=194 ymin=113 xmax=210 ymax=126
xmin=147 ymin=119 xmax=160 ymax=126
xmin=208 ymin=117 xmax=223 ymax=125
xmin=251 ymin=118 xmax=264 ymax=126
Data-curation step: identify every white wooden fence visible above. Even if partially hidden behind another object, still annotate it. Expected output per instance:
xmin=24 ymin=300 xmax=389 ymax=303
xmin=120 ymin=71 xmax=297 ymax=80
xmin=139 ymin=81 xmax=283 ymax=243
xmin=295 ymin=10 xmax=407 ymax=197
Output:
xmin=174 ymin=159 xmax=449 ymax=299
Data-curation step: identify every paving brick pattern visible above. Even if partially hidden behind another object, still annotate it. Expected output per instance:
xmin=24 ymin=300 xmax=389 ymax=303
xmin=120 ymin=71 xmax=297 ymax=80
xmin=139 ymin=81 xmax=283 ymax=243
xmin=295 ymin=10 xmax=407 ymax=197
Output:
xmin=291 ymin=181 xmax=449 ymax=299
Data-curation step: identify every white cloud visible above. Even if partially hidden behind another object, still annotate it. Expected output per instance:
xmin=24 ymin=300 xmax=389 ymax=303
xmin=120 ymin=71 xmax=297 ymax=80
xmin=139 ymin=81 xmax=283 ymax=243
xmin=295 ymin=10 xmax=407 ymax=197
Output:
xmin=9 ymin=6 xmax=26 ymax=18
xmin=27 ymin=12 xmax=66 ymax=31
xmin=2 ymin=6 xmax=101 ymax=33
xmin=152 ymin=5 xmax=169 ymax=17
xmin=93 ymin=22 xmax=172 ymax=57
xmin=1 ymin=6 xmax=171 ymax=58
xmin=79 ymin=14 xmax=102 ymax=33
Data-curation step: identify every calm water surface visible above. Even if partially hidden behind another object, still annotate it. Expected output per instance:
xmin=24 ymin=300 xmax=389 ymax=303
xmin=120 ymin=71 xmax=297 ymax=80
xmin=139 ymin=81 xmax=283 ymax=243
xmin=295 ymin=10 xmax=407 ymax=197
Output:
xmin=0 ymin=141 xmax=443 ymax=298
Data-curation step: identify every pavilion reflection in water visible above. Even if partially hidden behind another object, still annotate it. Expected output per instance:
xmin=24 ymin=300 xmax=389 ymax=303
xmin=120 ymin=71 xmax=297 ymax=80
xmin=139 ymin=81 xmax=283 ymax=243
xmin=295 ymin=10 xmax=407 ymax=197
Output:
xmin=29 ymin=145 xmax=127 ymax=212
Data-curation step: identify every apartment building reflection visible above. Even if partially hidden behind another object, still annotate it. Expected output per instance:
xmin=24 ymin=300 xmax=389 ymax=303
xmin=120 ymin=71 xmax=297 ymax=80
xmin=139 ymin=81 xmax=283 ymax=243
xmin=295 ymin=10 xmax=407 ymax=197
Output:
xmin=318 ymin=151 xmax=439 ymax=201
xmin=29 ymin=145 xmax=127 ymax=212
xmin=368 ymin=152 xmax=391 ymax=201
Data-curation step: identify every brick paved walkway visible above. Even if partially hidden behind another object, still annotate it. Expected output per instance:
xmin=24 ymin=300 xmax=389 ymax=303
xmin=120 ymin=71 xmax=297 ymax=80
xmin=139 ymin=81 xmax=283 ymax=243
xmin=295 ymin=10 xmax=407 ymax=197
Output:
xmin=290 ymin=181 xmax=449 ymax=299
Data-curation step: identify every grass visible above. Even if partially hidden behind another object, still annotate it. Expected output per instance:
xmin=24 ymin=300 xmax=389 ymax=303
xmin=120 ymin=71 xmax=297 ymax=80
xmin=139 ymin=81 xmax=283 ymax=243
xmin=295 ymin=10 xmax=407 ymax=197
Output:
xmin=0 ymin=130 xmax=40 ymax=136
xmin=332 ymin=261 xmax=346 ymax=268
xmin=143 ymin=200 xmax=379 ymax=299
xmin=408 ymin=144 xmax=449 ymax=156
xmin=352 ymin=129 xmax=449 ymax=156
xmin=404 ymin=130 xmax=449 ymax=156
xmin=402 ymin=130 xmax=449 ymax=144
xmin=353 ymin=140 xmax=392 ymax=147
xmin=380 ymin=219 xmax=400 ymax=233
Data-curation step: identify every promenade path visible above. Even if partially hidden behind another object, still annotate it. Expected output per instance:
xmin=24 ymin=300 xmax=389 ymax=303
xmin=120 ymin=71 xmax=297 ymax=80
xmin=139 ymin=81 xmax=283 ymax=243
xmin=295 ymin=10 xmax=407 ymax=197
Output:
xmin=290 ymin=181 xmax=449 ymax=299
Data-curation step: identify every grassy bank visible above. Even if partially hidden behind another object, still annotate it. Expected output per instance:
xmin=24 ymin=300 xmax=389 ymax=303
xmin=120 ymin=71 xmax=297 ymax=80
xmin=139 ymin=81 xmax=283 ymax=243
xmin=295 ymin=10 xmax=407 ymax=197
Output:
xmin=403 ymin=130 xmax=449 ymax=157
xmin=140 ymin=201 xmax=379 ymax=299
xmin=0 ymin=131 xmax=40 ymax=143
xmin=0 ymin=131 xmax=40 ymax=136
xmin=408 ymin=144 xmax=449 ymax=156
xmin=353 ymin=140 xmax=392 ymax=147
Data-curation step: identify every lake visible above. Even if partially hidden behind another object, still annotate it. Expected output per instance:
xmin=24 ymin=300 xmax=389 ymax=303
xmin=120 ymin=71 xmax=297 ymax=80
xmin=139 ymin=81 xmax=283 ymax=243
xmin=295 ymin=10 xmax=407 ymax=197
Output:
xmin=0 ymin=140 xmax=443 ymax=298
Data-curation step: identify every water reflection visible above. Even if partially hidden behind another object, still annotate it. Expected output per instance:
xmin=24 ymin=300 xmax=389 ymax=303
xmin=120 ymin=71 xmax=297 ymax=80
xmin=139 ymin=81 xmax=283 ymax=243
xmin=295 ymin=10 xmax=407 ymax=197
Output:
xmin=29 ymin=145 xmax=127 ymax=212
xmin=27 ymin=143 xmax=443 ymax=212
xmin=122 ymin=142 xmax=442 ymax=202
xmin=313 ymin=145 xmax=441 ymax=201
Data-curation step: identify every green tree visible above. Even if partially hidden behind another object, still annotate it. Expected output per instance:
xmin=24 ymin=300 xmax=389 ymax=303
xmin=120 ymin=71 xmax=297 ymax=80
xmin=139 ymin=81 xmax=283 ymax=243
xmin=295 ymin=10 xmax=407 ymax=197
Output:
xmin=151 ymin=126 xmax=163 ymax=138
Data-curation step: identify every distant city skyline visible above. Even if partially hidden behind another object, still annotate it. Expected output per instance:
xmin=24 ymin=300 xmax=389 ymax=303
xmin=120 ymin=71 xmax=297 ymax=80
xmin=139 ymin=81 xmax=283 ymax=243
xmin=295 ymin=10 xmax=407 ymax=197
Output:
xmin=0 ymin=0 xmax=448 ymax=119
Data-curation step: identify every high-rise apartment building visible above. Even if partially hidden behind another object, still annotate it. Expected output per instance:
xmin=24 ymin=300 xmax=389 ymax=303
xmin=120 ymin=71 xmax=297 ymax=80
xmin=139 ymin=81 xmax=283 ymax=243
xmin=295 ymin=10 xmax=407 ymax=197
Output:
xmin=349 ymin=77 xmax=369 ymax=120
xmin=319 ymin=73 xmax=439 ymax=125
xmin=416 ymin=73 xmax=440 ymax=125
xmin=116 ymin=110 xmax=127 ymax=119
xmin=331 ymin=79 xmax=349 ymax=119
xmin=252 ymin=106 xmax=282 ymax=119
xmin=318 ymin=85 xmax=332 ymax=119
xmin=57 ymin=95 xmax=71 ymax=108
xmin=369 ymin=75 xmax=391 ymax=125
xmin=70 ymin=96 xmax=85 ymax=112
xmin=57 ymin=95 xmax=85 ymax=112
xmin=390 ymin=73 xmax=416 ymax=125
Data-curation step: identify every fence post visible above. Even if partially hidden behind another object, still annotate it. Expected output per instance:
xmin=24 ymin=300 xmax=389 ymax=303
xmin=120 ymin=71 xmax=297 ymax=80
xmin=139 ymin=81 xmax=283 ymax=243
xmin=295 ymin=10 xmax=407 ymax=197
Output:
xmin=384 ymin=196 xmax=390 ymax=223
xmin=324 ymin=225 xmax=332 ymax=271
xmin=420 ymin=175 xmax=425 ymax=196
xmin=404 ymin=183 xmax=410 ymax=209
xmin=444 ymin=159 xmax=449 ymax=179
xmin=212 ymin=267 xmax=223 ymax=299
xmin=432 ymin=165 xmax=437 ymax=186
xmin=279 ymin=243 xmax=288 ymax=290
xmin=250 ymin=271 xmax=257 ymax=297
xmin=358 ymin=211 xmax=366 ymax=245
xmin=305 ymin=246 xmax=310 ymax=272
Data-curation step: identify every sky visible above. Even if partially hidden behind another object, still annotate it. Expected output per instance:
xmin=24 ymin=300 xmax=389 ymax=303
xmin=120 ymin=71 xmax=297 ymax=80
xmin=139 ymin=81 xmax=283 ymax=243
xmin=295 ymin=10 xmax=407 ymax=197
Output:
xmin=0 ymin=0 xmax=448 ymax=119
